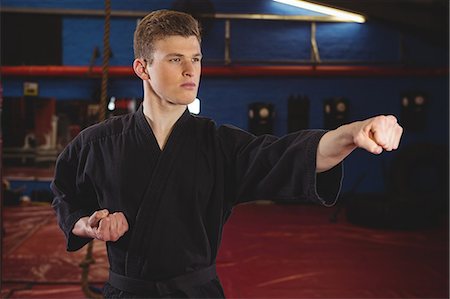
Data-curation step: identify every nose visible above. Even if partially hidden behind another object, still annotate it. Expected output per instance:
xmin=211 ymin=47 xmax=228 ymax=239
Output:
xmin=183 ymin=61 xmax=195 ymax=77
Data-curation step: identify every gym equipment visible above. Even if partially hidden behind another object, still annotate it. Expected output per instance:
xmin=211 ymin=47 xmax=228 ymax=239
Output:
xmin=248 ymin=102 xmax=275 ymax=135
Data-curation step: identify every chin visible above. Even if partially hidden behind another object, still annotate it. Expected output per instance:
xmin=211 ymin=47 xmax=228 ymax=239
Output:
xmin=179 ymin=94 xmax=197 ymax=105
xmin=170 ymin=98 xmax=195 ymax=106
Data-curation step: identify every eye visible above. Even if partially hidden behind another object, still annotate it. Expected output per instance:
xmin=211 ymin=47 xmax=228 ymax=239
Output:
xmin=192 ymin=57 xmax=201 ymax=63
xmin=169 ymin=57 xmax=181 ymax=63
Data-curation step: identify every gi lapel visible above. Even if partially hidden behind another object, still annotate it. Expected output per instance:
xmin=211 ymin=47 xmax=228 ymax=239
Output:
xmin=126 ymin=107 xmax=193 ymax=277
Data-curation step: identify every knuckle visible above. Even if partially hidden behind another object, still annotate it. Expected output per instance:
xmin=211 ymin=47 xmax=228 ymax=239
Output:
xmin=376 ymin=115 xmax=386 ymax=122
xmin=387 ymin=115 xmax=397 ymax=123
xmin=96 ymin=233 xmax=103 ymax=240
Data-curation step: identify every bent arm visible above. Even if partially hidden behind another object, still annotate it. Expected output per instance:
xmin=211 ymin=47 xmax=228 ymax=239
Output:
xmin=316 ymin=115 xmax=403 ymax=173
xmin=51 ymin=138 xmax=100 ymax=251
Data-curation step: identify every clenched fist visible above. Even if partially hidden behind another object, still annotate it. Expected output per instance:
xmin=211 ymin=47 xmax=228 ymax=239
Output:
xmin=317 ymin=115 xmax=403 ymax=172
xmin=72 ymin=209 xmax=129 ymax=242
xmin=352 ymin=115 xmax=403 ymax=154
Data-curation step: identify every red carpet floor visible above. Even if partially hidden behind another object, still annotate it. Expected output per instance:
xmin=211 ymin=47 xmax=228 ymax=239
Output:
xmin=2 ymin=203 xmax=448 ymax=298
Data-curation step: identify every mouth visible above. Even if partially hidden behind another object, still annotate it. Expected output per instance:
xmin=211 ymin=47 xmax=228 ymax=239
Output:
xmin=181 ymin=82 xmax=197 ymax=90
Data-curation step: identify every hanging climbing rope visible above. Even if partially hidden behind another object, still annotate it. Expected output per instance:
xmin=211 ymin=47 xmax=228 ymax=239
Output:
xmin=80 ymin=241 xmax=103 ymax=299
xmin=79 ymin=0 xmax=111 ymax=298
xmin=99 ymin=0 xmax=111 ymax=122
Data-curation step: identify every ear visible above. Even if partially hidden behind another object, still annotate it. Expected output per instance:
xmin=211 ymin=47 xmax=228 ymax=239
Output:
xmin=133 ymin=58 xmax=150 ymax=80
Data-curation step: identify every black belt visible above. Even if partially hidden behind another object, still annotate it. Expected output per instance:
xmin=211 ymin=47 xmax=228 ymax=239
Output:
xmin=108 ymin=264 xmax=217 ymax=296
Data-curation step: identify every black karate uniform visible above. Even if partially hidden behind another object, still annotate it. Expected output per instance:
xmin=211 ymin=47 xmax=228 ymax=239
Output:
xmin=51 ymin=105 xmax=343 ymax=298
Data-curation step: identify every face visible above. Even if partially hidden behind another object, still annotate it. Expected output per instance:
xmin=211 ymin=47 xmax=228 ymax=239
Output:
xmin=145 ymin=35 xmax=202 ymax=106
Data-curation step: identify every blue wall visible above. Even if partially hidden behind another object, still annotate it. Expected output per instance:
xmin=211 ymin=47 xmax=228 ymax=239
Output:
xmin=2 ymin=0 xmax=448 ymax=194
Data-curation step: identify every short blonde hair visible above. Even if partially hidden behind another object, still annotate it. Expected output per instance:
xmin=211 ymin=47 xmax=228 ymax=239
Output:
xmin=133 ymin=10 xmax=201 ymax=61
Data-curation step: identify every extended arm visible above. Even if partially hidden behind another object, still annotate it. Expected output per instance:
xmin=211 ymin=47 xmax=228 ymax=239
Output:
xmin=316 ymin=115 xmax=403 ymax=173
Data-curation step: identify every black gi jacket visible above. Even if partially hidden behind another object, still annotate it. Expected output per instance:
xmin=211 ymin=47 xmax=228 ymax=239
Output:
xmin=51 ymin=105 xmax=343 ymax=298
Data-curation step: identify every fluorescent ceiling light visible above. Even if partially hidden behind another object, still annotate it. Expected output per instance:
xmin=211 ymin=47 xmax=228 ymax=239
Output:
xmin=273 ymin=0 xmax=366 ymax=23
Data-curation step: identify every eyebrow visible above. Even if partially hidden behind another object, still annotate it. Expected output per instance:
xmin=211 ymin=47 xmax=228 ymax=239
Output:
xmin=165 ymin=53 xmax=203 ymax=58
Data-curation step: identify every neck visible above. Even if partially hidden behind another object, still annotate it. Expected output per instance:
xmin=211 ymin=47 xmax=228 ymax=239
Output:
xmin=142 ymin=85 xmax=187 ymax=150
xmin=143 ymin=100 xmax=186 ymax=132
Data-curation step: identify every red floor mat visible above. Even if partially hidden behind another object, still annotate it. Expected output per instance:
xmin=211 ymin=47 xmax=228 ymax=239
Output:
xmin=217 ymin=203 xmax=449 ymax=298
xmin=2 ymin=205 xmax=108 ymax=284
xmin=2 ymin=203 xmax=449 ymax=298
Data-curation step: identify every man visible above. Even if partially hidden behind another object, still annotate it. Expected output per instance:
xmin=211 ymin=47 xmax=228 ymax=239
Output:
xmin=51 ymin=9 xmax=403 ymax=298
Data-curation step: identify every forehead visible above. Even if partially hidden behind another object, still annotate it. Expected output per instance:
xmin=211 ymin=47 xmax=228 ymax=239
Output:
xmin=152 ymin=35 xmax=201 ymax=56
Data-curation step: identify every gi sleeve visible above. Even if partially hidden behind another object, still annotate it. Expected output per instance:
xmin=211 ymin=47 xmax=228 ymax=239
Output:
xmin=51 ymin=137 xmax=99 ymax=251
xmin=218 ymin=125 xmax=343 ymax=206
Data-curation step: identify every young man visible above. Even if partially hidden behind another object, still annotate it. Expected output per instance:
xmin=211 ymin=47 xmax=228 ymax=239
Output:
xmin=51 ymin=9 xmax=403 ymax=298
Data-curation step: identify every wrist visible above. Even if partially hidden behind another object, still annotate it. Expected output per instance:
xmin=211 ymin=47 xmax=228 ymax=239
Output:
xmin=316 ymin=124 xmax=358 ymax=173
xmin=322 ymin=123 xmax=357 ymax=157
xmin=338 ymin=122 xmax=359 ymax=150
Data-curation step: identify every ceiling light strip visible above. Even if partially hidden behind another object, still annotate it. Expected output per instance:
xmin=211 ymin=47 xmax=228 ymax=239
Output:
xmin=273 ymin=0 xmax=366 ymax=23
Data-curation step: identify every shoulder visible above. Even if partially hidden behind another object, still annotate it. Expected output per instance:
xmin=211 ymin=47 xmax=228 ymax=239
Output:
xmin=57 ymin=111 xmax=145 ymax=166
xmin=218 ymin=124 xmax=254 ymax=139
xmin=190 ymin=115 xmax=252 ymax=140
xmin=217 ymin=124 xmax=257 ymax=158
xmin=62 ymin=113 xmax=136 ymax=158
xmin=77 ymin=112 xmax=137 ymax=145
xmin=190 ymin=114 xmax=216 ymax=129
